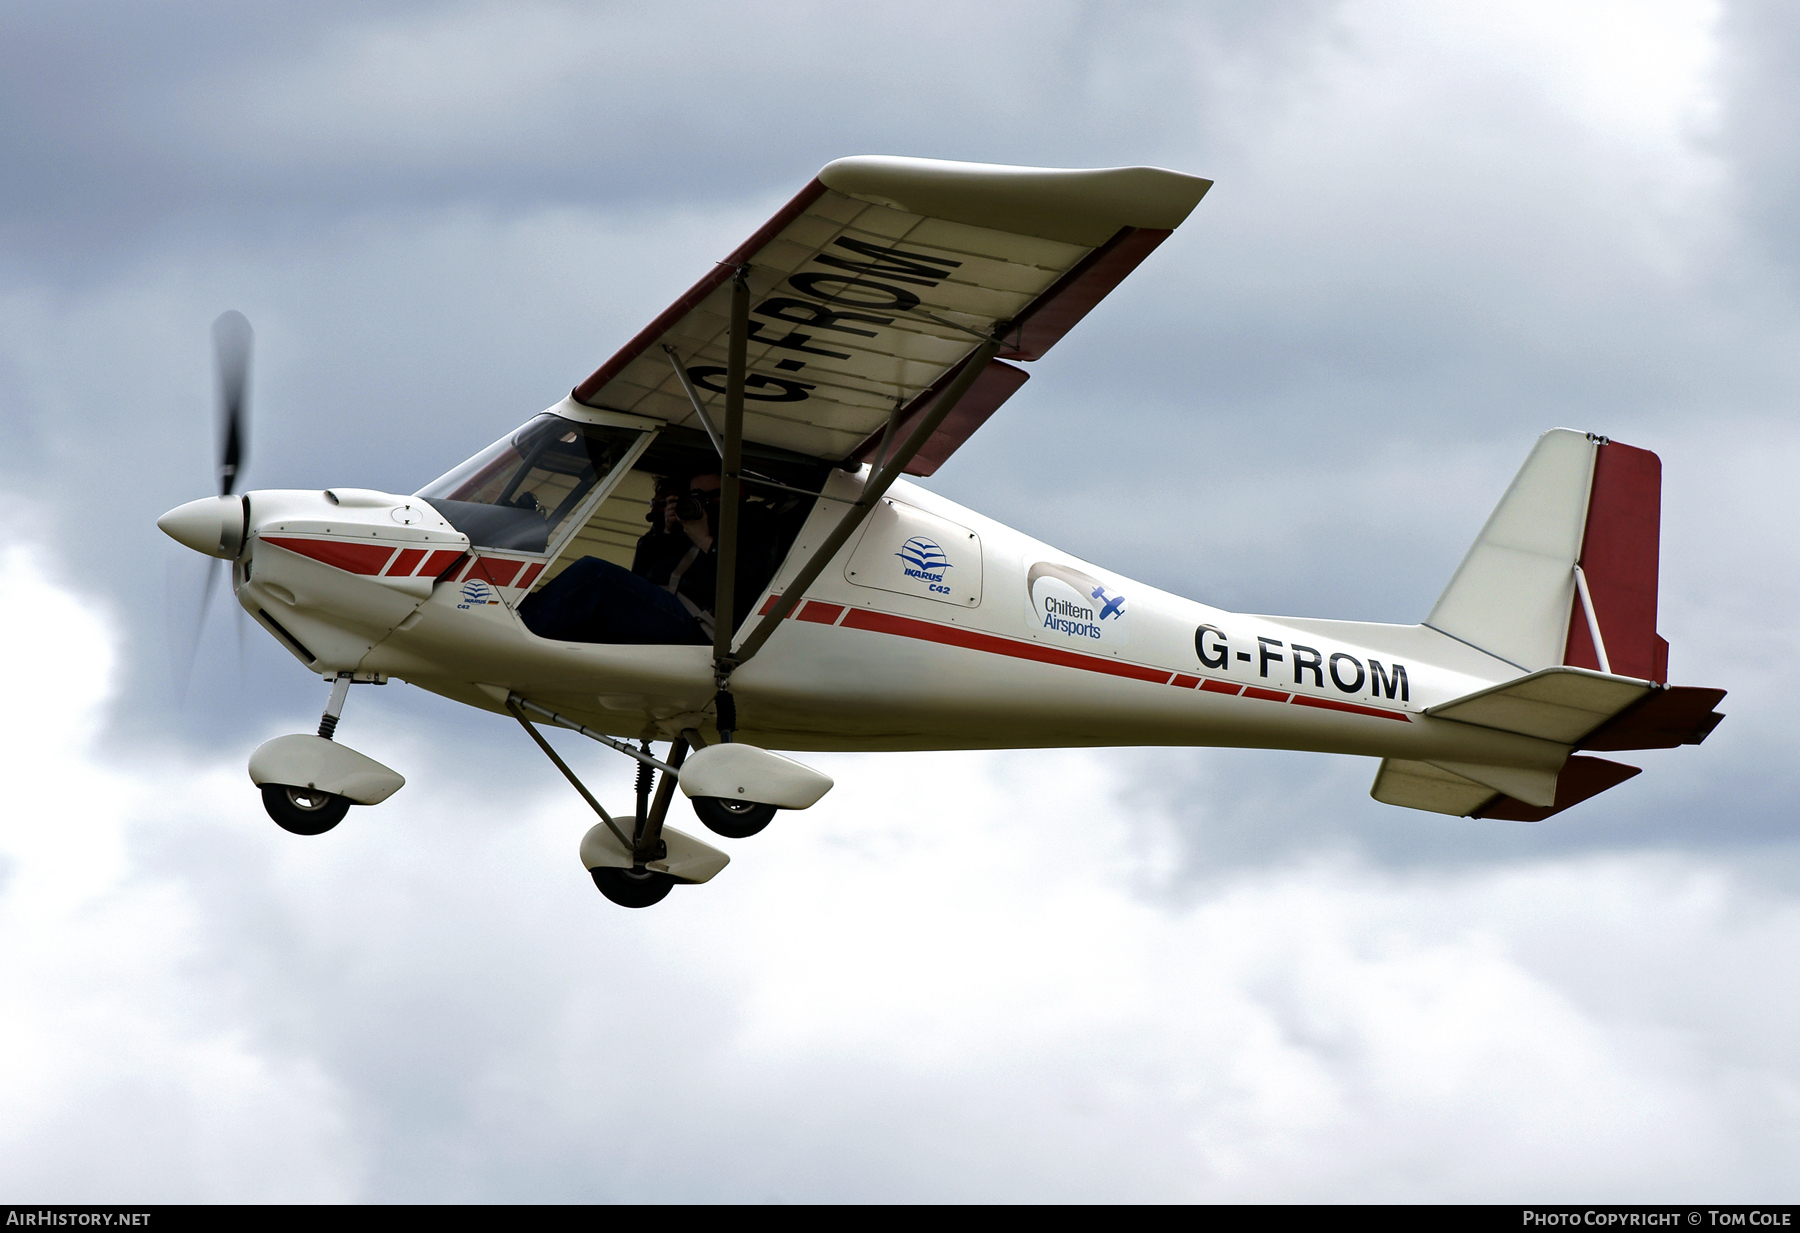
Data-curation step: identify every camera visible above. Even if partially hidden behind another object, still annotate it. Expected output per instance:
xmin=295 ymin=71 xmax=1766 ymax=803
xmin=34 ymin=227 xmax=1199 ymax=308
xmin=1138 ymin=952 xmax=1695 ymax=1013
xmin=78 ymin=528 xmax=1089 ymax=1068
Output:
xmin=675 ymin=491 xmax=715 ymax=522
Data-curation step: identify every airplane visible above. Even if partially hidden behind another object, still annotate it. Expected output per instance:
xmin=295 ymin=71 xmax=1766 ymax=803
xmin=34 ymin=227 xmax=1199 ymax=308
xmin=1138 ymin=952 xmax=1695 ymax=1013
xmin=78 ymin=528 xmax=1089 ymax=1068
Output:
xmin=158 ymin=155 xmax=1726 ymax=908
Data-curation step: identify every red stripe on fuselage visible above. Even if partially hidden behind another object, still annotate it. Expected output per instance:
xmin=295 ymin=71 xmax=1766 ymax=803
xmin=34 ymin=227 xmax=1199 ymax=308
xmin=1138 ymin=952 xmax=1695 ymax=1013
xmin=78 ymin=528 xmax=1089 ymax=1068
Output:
xmin=838 ymin=608 xmax=1175 ymax=685
xmin=1289 ymin=694 xmax=1411 ymax=723
xmin=387 ymin=547 xmax=427 ymax=577
xmin=754 ymin=594 xmax=1413 ymax=723
xmin=424 ymin=550 xmax=466 ymax=579
xmin=471 ymin=558 xmax=525 ymax=588
xmin=261 ymin=537 xmax=394 ymax=575
xmin=798 ymin=601 xmax=844 ymax=624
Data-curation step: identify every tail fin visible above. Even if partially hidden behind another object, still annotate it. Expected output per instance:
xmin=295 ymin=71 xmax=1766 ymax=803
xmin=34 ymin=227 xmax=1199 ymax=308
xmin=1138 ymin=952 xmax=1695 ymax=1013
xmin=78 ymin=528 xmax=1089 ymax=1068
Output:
xmin=1426 ymin=429 xmax=1667 ymax=682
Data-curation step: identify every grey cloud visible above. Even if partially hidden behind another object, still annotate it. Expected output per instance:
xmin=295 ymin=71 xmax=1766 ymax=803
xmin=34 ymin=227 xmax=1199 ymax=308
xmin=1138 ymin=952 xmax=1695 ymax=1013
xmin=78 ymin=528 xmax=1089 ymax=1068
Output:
xmin=2 ymin=0 xmax=1797 ymax=1199
xmin=1720 ymin=0 xmax=1800 ymax=287
xmin=0 ymin=0 xmax=1337 ymax=272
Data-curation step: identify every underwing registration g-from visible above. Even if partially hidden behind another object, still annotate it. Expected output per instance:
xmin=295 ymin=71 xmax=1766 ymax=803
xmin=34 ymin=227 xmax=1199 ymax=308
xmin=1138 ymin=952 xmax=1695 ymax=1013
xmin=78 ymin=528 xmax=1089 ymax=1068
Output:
xmin=159 ymin=156 xmax=1725 ymax=908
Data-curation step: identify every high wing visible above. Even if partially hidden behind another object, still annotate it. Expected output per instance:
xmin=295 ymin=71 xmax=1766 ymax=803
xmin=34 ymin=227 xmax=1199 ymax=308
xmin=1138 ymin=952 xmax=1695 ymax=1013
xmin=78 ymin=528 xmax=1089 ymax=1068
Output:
xmin=568 ymin=156 xmax=1212 ymax=474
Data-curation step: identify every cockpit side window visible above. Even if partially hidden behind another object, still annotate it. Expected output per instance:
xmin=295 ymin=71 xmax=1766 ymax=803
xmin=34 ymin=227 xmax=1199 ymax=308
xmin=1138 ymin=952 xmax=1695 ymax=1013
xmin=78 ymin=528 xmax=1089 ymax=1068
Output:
xmin=417 ymin=415 xmax=644 ymax=553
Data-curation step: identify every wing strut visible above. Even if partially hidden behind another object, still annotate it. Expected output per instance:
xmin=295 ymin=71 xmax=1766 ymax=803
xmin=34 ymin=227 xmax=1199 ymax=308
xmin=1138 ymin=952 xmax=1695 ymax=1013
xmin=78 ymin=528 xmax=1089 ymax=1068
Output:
xmin=662 ymin=344 xmax=725 ymax=458
xmin=506 ymin=698 xmax=633 ymax=853
xmin=710 ymin=267 xmax=751 ymax=739
xmin=700 ymin=267 xmax=1004 ymax=734
xmin=726 ymin=332 xmax=1006 ymax=670
xmin=508 ymin=693 xmax=693 ymax=866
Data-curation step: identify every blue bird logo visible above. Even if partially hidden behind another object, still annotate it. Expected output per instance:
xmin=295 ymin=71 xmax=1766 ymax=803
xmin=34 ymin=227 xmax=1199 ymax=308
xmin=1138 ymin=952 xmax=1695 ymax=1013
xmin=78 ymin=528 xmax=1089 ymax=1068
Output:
xmin=896 ymin=537 xmax=951 ymax=575
xmin=461 ymin=580 xmax=490 ymax=604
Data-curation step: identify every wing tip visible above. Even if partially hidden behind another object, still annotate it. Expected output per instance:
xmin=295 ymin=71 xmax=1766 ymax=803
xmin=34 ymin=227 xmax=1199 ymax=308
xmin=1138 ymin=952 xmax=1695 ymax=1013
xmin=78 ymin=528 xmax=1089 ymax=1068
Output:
xmin=818 ymin=155 xmax=1211 ymax=246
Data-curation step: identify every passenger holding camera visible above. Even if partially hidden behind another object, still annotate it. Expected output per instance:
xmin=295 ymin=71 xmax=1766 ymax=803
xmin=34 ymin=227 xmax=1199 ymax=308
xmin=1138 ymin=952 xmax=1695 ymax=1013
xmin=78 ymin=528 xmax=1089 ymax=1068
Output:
xmin=520 ymin=469 xmax=775 ymax=647
xmin=632 ymin=472 xmax=724 ymax=639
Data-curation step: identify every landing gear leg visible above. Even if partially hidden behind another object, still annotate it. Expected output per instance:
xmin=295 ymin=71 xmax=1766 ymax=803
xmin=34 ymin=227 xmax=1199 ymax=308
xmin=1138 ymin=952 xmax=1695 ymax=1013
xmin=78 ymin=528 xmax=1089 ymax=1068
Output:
xmin=506 ymin=698 xmax=684 ymax=909
xmin=316 ymin=672 xmax=351 ymax=740
xmin=259 ymin=672 xmax=358 ymax=834
xmin=632 ymin=736 xmax=689 ymax=864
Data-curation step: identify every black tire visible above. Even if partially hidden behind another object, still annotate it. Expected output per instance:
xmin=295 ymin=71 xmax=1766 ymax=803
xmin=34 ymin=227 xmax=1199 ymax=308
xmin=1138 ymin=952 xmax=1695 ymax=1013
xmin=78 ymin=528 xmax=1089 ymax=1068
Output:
xmin=261 ymin=783 xmax=351 ymax=835
xmin=591 ymin=865 xmax=675 ymax=908
xmin=692 ymin=796 xmax=777 ymax=838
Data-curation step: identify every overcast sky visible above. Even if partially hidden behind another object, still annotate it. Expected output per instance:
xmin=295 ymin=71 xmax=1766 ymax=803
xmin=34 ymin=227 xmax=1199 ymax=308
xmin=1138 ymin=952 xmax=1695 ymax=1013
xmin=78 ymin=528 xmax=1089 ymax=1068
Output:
xmin=2 ymin=0 xmax=1797 ymax=1203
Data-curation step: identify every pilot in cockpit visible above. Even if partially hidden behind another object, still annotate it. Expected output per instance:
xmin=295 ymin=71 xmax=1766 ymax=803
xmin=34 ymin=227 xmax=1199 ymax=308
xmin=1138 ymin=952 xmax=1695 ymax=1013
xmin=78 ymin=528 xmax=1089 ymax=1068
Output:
xmin=518 ymin=469 xmax=777 ymax=646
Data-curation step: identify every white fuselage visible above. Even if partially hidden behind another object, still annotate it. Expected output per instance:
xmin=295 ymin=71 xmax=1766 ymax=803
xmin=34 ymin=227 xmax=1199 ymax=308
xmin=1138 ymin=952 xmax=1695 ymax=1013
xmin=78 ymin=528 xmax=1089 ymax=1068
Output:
xmin=231 ymin=469 xmax=1561 ymax=776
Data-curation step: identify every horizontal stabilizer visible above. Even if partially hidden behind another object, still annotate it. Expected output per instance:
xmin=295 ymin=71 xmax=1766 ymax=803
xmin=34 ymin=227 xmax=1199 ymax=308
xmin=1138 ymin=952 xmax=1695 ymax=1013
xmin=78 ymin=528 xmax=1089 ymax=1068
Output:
xmin=1371 ymin=759 xmax=1505 ymax=817
xmin=1473 ymin=757 xmax=1641 ymax=821
xmin=1427 ymin=665 xmax=1651 ymax=744
xmin=1578 ymin=685 xmax=1726 ymax=750
xmin=1426 ymin=760 xmax=1560 ymax=807
xmin=1372 ymin=755 xmax=1640 ymax=819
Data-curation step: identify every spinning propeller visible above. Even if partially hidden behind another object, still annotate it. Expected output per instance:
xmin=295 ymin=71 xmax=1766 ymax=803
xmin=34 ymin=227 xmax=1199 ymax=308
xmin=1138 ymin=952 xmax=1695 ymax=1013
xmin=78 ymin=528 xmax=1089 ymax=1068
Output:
xmin=214 ymin=309 xmax=251 ymax=499
xmin=161 ymin=311 xmax=255 ymax=695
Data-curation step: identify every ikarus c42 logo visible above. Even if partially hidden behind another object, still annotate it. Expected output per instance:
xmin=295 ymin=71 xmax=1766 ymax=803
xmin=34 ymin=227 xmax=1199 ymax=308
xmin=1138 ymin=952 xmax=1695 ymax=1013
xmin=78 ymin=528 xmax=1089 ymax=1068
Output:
xmin=457 ymin=579 xmax=499 ymax=609
xmin=1026 ymin=561 xmax=1129 ymax=646
xmin=844 ymin=499 xmax=983 ymax=607
xmin=896 ymin=536 xmax=952 ymax=595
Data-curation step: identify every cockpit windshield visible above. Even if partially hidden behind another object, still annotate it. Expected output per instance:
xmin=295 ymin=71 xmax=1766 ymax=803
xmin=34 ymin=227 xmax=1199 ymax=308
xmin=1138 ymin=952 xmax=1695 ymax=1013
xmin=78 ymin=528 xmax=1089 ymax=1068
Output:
xmin=417 ymin=415 xmax=646 ymax=553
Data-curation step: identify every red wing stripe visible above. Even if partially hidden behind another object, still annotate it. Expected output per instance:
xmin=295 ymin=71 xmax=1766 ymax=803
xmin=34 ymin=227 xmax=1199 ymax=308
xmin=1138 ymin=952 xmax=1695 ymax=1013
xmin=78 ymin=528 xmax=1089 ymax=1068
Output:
xmin=1199 ymin=679 xmax=1243 ymax=696
xmin=572 ymin=180 xmax=830 ymax=404
xmin=1171 ymin=674 xmax=1201 ymax=689
xmin=1289 ymin=694 xmax=1412 ymax=723
xmin=388 ymin=547 xmax=427 ymax=578
xmin=758 ymin=594 xmax=782 ymax=616
xmin=847 ymin=359 xmax=1031 ymax=478
xmin=1002 ymin=227 xmax=1175 ymax=362
xmin=1243 ymin=686 xmax=1290 ymax=703
xmin=515 ymin=563 xmax=545 ymax=590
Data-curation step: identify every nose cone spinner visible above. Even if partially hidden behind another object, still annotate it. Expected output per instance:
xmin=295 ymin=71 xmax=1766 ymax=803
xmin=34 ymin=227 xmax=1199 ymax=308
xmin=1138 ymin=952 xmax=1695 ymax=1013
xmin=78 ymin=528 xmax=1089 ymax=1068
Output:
xmin=158 ymin=495 xmax=245 ymax=559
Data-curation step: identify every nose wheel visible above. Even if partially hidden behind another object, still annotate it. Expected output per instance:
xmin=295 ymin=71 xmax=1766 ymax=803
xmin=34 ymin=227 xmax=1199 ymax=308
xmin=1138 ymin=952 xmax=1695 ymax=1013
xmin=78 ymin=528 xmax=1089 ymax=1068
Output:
xmin=261 ymin=783 xmax=351 ymax=834
xmin=250 ymin=672 xmax=402 ymax=836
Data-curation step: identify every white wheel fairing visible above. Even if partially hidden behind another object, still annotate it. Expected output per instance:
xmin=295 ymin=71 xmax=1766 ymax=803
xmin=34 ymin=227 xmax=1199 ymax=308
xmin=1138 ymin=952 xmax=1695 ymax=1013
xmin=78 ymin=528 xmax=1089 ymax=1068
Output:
xmin=248 ymin=734 xmax=404 ymax=805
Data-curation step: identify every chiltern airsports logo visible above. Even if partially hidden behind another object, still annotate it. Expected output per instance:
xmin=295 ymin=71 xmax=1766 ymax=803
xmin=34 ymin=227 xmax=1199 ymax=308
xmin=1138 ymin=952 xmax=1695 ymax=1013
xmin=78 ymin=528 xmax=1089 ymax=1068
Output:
xmin=1027 ymin=562 xmax=1129 ymax=647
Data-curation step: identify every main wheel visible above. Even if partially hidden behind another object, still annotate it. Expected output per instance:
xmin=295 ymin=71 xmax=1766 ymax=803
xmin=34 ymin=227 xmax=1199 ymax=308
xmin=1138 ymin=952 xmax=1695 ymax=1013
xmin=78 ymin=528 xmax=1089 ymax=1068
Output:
xmin=261 ymin=783 xmax=351 ymax=835
xmin=692 ymin=796 xmax=777 ymax=838
xmin=591 ymin=865 xmax=675 ymax=908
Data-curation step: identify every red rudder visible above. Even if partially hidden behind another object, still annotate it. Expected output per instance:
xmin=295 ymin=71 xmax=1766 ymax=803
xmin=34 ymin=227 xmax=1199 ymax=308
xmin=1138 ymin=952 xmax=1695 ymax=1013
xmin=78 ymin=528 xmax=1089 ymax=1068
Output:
xmin=1564 ymin=441 xmax=1663 ymax=681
